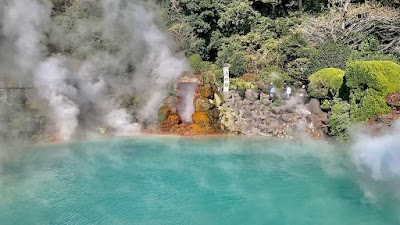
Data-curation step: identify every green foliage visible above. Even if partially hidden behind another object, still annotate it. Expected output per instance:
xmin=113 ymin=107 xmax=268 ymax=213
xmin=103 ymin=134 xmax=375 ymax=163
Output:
xmin=308 ymin=68 xmax=345 ymax=99
xmin=49 ymin=0 xmax=121 ymax=58
xmin=217 ymin=0 xmax=261 ymax=35
xmin=168 ymin=23 xmax=206 ymax=57
xmin=280 ymin=32 xmax=312 ymax=63
xmin=50 ymin=0 xmax=75 ymax=16
xmin=308 ymin=40 xmax=352 ymax=74
xmin=216 ymin=44 xmax=247 ymax=77
xmin=258 ymin=66 xmax=289 ymax=88
xmin=344 ymin=61 xmax=400 ymax=121
xmin=350 ymin=35 xmax=400 ymax=63
xmin=329 ymin=98 xmax=351 ymax=141
xmin=358 ymin=36 xmax=381 ymax=52
xmin=207 ymin=64 xmax=224 ymax=85
xmin=350 ymin=51 xmax=400 ymax=63
xmin=230 ymin=78 xmax=256 ymax=95
xmin=345 ymin=61 xmax=400 ymax=96
xmin=321 ymin=99 xmax=331 ymax=111
xmin=188 ymin=54 xmax=203 ymax=73
xmin=350 ymin=89 xmax=391 ymax=122
xmin=286 ymin=57 xmax=309 ymax=86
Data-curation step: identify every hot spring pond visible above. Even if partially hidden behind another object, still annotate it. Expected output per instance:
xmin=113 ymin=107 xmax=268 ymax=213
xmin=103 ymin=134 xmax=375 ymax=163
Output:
xmin=0 ymin=137 xmax=399 ymax=224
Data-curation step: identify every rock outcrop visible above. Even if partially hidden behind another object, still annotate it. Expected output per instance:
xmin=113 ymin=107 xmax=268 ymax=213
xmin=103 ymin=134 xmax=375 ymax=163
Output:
xmin=156 ymin=72 xmax=223 ymax=135
xmin=219 ymin=90 xmax=328 ymax=139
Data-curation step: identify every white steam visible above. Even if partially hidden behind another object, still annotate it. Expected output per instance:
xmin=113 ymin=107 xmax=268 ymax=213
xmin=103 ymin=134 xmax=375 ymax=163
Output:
xmin=350 ymin=120 xmax=400 ymax=201
xmin=0 ymin=0 xmax=189 ymax=140
xmin=177 ymin=83 xmax=196 ymax=123
xmin=34 ymin=56 xmax=80 ymax=140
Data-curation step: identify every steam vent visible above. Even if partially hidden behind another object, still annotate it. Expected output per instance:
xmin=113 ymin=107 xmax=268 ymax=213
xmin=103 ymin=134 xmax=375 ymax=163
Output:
xmin=156 ymin=72 xmax=224 ymax=135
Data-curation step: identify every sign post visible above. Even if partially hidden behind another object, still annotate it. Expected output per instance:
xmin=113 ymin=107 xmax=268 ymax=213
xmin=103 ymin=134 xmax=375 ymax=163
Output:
xmin=223 ymin=63 xmax=230 ymax=93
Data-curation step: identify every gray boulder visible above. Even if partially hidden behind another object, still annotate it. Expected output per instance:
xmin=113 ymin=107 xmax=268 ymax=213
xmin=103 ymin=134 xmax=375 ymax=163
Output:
xmin=307 ymin=98 xmax=323 ymax=114
xmin=262 ymin=98 xmax=271 ymax=106
xmin=245 ymin=89 xmax=259 ymax=101
xmin=271 ymin=107 xmax=283 ymax=115
xmin=281 ymin=113 xmax=294 ymax=122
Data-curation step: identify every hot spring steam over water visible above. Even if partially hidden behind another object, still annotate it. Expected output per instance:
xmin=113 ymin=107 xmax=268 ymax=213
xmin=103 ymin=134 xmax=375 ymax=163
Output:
xmin=1 ymin=137 xmax=399 ymax=225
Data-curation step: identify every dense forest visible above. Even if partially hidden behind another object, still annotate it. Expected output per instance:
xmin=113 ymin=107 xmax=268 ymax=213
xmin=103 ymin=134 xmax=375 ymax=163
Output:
xmin=48 ymin=0 xmax=400 ymax=140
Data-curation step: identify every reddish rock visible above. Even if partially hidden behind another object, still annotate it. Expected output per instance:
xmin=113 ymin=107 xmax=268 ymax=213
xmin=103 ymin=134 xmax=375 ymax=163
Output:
xmin=201 ymin=83 xmax=215 ymax=98
xmin=167 ymin=114 xmax=180 ymax=125
xmin=158 ymin=105 xmax=176 ymax=122
xmin=192 ymin=112 xmax=212 ymax=127
xmin=386 ymin=92 xmax=400 ymax=108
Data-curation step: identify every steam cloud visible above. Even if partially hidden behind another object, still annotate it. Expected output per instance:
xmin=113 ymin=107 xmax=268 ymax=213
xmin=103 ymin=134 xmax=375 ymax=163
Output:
xmin=350 ymin=120 xmax=400 ymax=201
xmin=0 ymin=0 xmax=190 ymax=140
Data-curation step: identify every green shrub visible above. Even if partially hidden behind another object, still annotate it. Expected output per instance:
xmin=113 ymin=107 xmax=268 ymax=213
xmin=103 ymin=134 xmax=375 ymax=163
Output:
xmin=280 ymin=32 xmax=312 ymax=63
xmin=345 ymin=61 xmax=400 ymax=96
xmin=287 ymin=58 xmax=309 ymax=86
xmin=308 ymin=68 xmax=345 ymax=99
xmin=188 ymin=54 xmax=203 ymax=73
xmin=349 ymin=51 xmax=400 ymax=63
xmin=329 ymin=98 xmax=351 ymax=141
xmin=258 ymin=66 xmax=289 ymax=88
xmin=216 ymin=49 xmax=247 ymax=77
xmin=321 ymin=99 xmax=331 ymax=111
xmin=350 ymin=89 xmax=391 ymax=122
xmin=308 ymin=40 xmax=352 ymax=74
xmin=230 ymin=78 xmax=256 ymax=96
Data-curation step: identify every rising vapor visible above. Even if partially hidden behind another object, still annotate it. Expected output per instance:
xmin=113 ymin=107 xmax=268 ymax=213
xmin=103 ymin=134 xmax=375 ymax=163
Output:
xmin=0 ymin=0 xmax=190 ymax=140
xmin=350 ymin=120 xmax=400 ymax=201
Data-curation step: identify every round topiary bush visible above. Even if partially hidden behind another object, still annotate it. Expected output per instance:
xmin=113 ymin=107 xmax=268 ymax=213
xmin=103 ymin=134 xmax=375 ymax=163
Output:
xmin=345 ymin=61 xmax=400 ymax=96
xmin=308 ymin=68 xmax=345 ymax=99
xmin=345 ymin=61 xmax=400 ymax=121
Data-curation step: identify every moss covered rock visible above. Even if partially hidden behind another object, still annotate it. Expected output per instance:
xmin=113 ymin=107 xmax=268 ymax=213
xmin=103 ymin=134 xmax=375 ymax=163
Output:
xmin=308 ymin=68 xmax=345 ymax=99
xmin=158 ymin=105 xmax=175 ymax=122
xmin=194 ymin=97 xmax=213 ymax=112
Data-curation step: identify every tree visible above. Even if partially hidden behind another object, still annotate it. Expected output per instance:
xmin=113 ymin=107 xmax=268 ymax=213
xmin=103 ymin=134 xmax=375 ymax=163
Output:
xmin=217 ymin=0 xmax=261 ymax=35
xmin=300 ymin=3 xmax=400 ymax=56
xmin=168 ymin=22 xmax=206 ymax=57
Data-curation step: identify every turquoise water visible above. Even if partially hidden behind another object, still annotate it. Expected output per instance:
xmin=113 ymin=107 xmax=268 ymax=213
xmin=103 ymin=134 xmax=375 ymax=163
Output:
xmin=0 ymin=137 xmax=399 ymax=225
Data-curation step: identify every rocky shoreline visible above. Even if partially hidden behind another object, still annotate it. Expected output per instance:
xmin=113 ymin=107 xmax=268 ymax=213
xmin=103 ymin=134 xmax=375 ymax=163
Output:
xmin=219 ymin=90 xmax=329 ymax=139
xmin=155 ymin=73 xmax=331 ymax=140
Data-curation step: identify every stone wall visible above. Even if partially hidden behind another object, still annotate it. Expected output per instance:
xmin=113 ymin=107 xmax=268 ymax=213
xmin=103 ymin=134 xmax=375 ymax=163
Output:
xmin=219 ymin=90 xmax=329 ymax=139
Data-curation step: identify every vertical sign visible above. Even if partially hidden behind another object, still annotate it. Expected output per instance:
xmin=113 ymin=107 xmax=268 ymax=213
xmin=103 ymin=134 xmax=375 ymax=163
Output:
xmin=223 ymin=64 xmax=229 ymax=93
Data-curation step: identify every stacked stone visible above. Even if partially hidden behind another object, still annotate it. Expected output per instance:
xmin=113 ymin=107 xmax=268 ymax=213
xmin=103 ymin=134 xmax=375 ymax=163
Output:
xmin=219 ymin=89 xmax=329 ymax=139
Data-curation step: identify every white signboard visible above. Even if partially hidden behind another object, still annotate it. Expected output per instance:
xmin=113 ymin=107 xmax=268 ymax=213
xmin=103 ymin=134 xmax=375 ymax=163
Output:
xmin=223 ymin=66 xmax=229 ymax=93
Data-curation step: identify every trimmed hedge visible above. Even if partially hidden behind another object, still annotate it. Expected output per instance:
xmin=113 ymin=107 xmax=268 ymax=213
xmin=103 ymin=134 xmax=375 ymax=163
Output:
xmin=345 ymin=61 xmax=400 ymax=96
xmin=344 ymin=61 xmax=400 ymax=121
xmin=308 ymin=68 xmax=345 ymax=99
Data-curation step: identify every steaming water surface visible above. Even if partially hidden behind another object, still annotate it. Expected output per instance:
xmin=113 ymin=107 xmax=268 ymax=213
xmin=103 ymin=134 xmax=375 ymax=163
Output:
xmin=0 ymin=137 xmax=399 ymax=224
